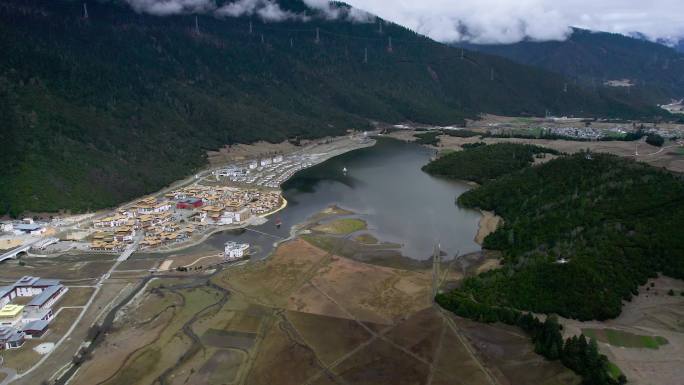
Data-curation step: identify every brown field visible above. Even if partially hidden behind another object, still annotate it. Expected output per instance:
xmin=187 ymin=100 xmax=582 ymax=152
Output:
xmin=167 ymin=253 xmax=224 ymax=269
xmin=285 ymin=310 xmax=374 ymax=365
xmin=58 ymin=287 xmax=95 ymax=307
xmin=45 ymin=308 xmax=81 ymax=343
xmin=451 ymin=314 xmax=581 ymax=385
xmin=69 ymin=218 xmax=581 ymax=385
xmin=0 ymin=255 xmax=115 ymax=282
xmin=562 ymin=276 xmax=684 ymax=385
xmin=115 ymin=258 xmax=160 ymax=271
xmin=74 ymin=285 xmax=221 ymax=385
xmin=213 ymin=239 xmax=330 ymax=307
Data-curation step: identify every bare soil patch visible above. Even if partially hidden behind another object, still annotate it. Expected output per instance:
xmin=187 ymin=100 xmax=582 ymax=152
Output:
xmin=286 ymin=310 xmax=374 ymax=365
xmin=332 ymin=338 xmax=430 ymax=385
xmin=311 ymin=256 xmax=432 ymax=324
xmin=244 ymin=317 xmax=322 ymax=385
xmin=475 ymin=210 xmax=502 ymax=245
xmin=450 ymin=315 xmax=581 ymax=385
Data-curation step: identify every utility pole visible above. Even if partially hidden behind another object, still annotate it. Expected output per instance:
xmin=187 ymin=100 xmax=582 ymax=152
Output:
xmin=490 ymin=68 xmax=494 ymax=81
xmin=249 ymin=20 xmax=253 ymax=34
xmin=378 ymin=19 xmax=383 ymax=34
xmin=83 ymin=2 xmax=89 ymax=19
xmin=363 ymin=47 xmax=368 ymax=64
xmin=387 ymin=36 xmax=393 ymax=53
xmin=261 ymin=34 xmax=264 ymax=44
xmin=315 ymin=27 xmax=320 ymax=44
xmin=194 ymin=15 xmax=200 ymax=35
xmin=290 ymin=37 xmax=294 ymax=48
xmin=563 ymin=83 xmax=568 ymax=93
xmin=460 ymin=47 xmax=464 ymax=60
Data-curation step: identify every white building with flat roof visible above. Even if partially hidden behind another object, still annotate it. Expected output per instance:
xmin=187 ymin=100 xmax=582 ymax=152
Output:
xmin=224 ymin=242 xmax=249 ymax=260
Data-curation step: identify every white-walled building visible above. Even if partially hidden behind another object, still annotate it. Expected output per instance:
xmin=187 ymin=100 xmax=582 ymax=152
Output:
xmin=224 ymin=242 xmax=249 ymax=260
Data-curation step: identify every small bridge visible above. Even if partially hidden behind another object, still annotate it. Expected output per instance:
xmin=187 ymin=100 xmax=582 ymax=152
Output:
xmin=0 ymin=244 xmax=32 ymax=263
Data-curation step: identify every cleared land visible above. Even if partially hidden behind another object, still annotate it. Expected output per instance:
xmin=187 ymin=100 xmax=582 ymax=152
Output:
xmin=71 ymin=235 xmax=580 ymax=385
xmin=68 ymin=208 xmax=581 ymax=385
xmin=388 ymin=123 xmax=684 ymax=173
xmin=474 ymin=211 xmax=502 ymax=245
xmin=562 ymin=276 xmax=684 ymax=385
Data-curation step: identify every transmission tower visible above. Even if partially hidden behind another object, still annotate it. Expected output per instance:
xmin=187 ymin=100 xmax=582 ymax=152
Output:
xmin=387 ymin=36 xmax=393 ymax=53
xmin=83 ymin=3 xmax=89 ymax=19
xmin=194 ymin=16 xmax=200 ymax=35
xmin=490 ymin=68 xmax=494 ymax=81
xmin=378 ymin=20 xmax=383 ymax=34
xmin=249 ymin=20 xmax=253 ymax=34
xmin=364 ymin=47 xmax=368 ymax=64
xmin=460 ymin=47 xmax=464 ymax=60
xmin=290 ymin=37 xmax=294 ymax=48
xmin=261 ymin=34 xmax=264 ymax=44
xmin=315 ymin=27 xmax=320 ymax=44
xmin=564 ymin=83 xmax=568 ymax=93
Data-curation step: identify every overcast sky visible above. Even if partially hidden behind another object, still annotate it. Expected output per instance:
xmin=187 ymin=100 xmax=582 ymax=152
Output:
xmin=344 ymin=0 xmax=684 ymax=44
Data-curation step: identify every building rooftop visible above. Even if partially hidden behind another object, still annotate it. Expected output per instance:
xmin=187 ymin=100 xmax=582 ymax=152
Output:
xmin=0 ymin=304 xmax=24 ymax=318
xmin=14 ymin=276 xmax=40 ymax=286
xmin=28 ymin=285 xmax=64 ymax=307
xmin=14 ymin=224 xmax=44 ymax=231
xmin=23 ymin=319 xmax=49 ymax=332
xmin=33 ymin=278 xmax=61 ymax=287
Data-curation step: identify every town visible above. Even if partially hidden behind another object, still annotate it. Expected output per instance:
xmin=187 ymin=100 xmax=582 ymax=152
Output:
xmin=89 ymin=184 xmax=282 ymax=252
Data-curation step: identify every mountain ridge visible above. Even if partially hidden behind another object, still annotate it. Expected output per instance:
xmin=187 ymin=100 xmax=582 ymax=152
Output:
xmin=0 ymin=0 xmax=666 ymax=216
xmin=455 ymin=28 xmax=684 ymax=104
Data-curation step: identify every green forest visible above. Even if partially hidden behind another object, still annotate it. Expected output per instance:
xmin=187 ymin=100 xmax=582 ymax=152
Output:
xmin=0 ymin=0 xmax=667 ymax=216
xmin=430 ymin=143 xmax=684 ymax=384
xmin=422 ymin=143 xmax=558 ymax=184
xmin=451 ymin=150 xmax=684 ymax=320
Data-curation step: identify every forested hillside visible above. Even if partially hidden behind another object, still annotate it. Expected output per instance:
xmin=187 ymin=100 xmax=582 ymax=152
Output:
xmin=434 ymin=148 xmax=684 ymax=320
xmin=0 ymin=0 xmax=664 ymax=215
xmin=459 ymin=28 xmax=684 ymax=103
xmin=421 ymin=143 xmax=557 ymax=183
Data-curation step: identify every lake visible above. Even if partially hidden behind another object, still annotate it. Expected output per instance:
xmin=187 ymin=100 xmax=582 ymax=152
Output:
xmin=169 ymin=137 xmax=481 ymax=261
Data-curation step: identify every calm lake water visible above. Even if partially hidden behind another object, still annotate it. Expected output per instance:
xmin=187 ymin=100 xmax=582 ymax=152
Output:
xmin=170 ymin=137 xmax=481 ymax=261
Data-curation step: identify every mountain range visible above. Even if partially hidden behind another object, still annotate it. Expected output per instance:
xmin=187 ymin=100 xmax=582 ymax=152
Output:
xmin=0 ymin=0 xmax=669 ymax=215
xmin=457 ymin=28 xmax=684 ymax=104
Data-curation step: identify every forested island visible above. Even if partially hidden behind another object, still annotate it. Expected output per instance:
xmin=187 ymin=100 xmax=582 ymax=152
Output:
xmin=427 ymin=143 xmax=684 ymax=385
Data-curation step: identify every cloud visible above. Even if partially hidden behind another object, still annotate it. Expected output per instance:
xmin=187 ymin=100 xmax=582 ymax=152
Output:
xmin=344 ymin=0 xmax=684 ymax=44
xmin=123 ymin=0 xmax=372 ymax=23
xmin=302 ymin=0 xmax=374 ymax=23
xmin=124 ymin=0 xmax=216 ymax=16
xmin=215 ymin=0 xmax=307 ymax=22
